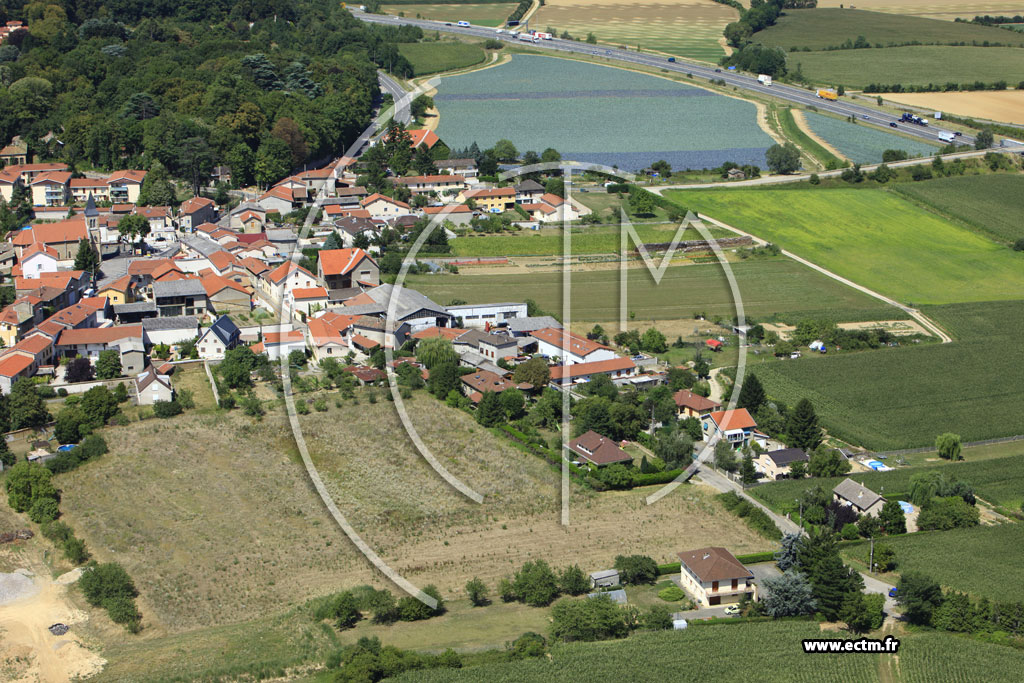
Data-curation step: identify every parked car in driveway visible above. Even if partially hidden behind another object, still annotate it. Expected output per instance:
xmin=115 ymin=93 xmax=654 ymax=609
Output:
xmin=724 ymin=604 xmax=741 ymax=615
xmin=888 ymin=587 xmax=898 ymax=598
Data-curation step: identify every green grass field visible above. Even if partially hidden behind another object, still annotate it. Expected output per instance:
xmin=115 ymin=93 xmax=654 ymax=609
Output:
xmin=756 ymin=8 xmax=1024 ymax=50
xmin=384 ymin=3 xmax=518 ymax=27
xmin=751 ymin=300 xmax=1024 ymax=450
xmin=406 ymin=258 xmax=911 ymax=323
xmin=395 ymin=621 xmax=1024 ymax=682
xmin=750 ymin=453 xmax=1024 ymax=515
xmin=893 ymin=174 xmax=1024 ymax=244
xmin=789 ymin=45 xmax=1024 ymax=89
xmin=662 ymin=186 xmax=1024 ymax=306
xmin=842 ymin=524 xmax=1024 ymax=603
xmin=397 ymin=41 xmax=487 ymax=75
xmin=450 ymin=224 xmax=731 ymax=257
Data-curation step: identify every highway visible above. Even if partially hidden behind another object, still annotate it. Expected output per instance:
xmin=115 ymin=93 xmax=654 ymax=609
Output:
xmin=353 ymin=9 xmax=975 ymax=148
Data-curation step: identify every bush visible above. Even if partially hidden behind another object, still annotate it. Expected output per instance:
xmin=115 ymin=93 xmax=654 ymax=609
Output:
xmin=658 ymin=585 xmax=686 ymax=602
xmin=28 ymin=497 xmax=60 ymax=523
xmin=63 ymin=536 xmax=90 ymax=565
xmin=510 ymin=632 xmax=547 ymax=658
xmin=550 ymin=595 xmax=629 ymax=642
xmin=176 ymin=389 xmax=195 ymax=410
xmin=57 ymin=388 xmax=68 ymax=397
xmin=104 ymin=594 xmax=142 ymax=632
xmin=614 ymin=555 xmax=659 ymax=585
xmin=152 ymin=400 xmax=183 ymax=418
xmin=218 ymin=394 xmax=236 ymax=410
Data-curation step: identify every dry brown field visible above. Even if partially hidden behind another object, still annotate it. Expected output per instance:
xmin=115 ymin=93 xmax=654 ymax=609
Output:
xmin=884 ymin=90 xmax=1024 ymax=126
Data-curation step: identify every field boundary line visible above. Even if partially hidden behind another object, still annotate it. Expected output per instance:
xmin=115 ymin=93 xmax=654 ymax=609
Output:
xmin=695 ymin=213 xmax=953 ymax=343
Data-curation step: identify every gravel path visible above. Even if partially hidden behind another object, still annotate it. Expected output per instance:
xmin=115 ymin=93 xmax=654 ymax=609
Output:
xmin=0 ymin=570 xmax=39 ymax=605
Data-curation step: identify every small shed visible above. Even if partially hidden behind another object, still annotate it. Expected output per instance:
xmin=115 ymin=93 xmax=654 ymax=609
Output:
xmin=672 ymin=618 xmax=689 ymax=630
xmin=589 ymin=569 xmax=620 ymax=588
xmin=587 ymin=589 xmax=627 ymax=605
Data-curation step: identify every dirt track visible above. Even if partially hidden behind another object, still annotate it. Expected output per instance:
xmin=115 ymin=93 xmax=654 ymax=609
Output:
xmin=0 ymin=567 xmax=105 ymax=682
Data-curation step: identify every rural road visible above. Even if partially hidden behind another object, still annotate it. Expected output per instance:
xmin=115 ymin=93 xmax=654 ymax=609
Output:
xmin=352 ymin=10 xmax=976 ymax=148
xmin=648 ymin=149 xmax=991 ymax=192
xmin=694 ymin=213 xmax=954 ymax=344
xmin=695 ymin=467 xmax=899 ymax=613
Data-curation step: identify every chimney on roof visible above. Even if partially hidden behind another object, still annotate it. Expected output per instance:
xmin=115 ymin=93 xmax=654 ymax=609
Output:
xmin=702 ymin=553 xmax=711 ymax=560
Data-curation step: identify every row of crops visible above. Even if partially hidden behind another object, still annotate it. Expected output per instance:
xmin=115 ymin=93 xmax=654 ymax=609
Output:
xmin=433 ymin=55 xmax=774 ymax=171
xmin=802 ymin=111 xmax=940 ymax=164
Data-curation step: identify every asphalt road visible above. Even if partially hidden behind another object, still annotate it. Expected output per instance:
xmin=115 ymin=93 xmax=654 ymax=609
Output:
xmin=352 ymin=9 xmax=975 ymax=148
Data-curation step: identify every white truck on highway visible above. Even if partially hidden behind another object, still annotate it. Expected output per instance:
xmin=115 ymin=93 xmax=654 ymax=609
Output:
xmin=937 ymin=131 xmax=955 ymax=143
xmin=533 ymin=31 xmax=553 ymax=40
xmin=457 ymin=20 xmax=470 ymax=27
xmin=757 ymin=74 xmax=772 ymax=86
xmin=518 ymin=33 xmax=538 ymax=43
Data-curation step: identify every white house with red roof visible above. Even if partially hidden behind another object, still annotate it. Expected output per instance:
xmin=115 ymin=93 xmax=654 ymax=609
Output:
xmin=286 ymin=286 xmax=329 ymax=319
xmin=392 ymin=174 xmax=466 ymax=196
xmin=567 ymin=431 xmax=634 ymax=468
xmin=520 ymin=193 xmax=580 ymax=223
xmin=133 ymin=206 xmax=175 ymax=236
xmin=19 ymin=244 xmax=60 ymax=279
xmin=422 ymin=203 xmax=473 ymax=226
xmin=306 ymin=311 xmax=360 ymax=362
xmin=701 ymin=408 xmax=768 ymax=450
xmin=529 ymin=327 xmax=619 ymax=366
xmin=360 ymin=193 xmax=412 ymax=219
xmin=69 ymin=177 xmax=109 ymax=203
xmin=549 ymin=357 xmax=637 ymax=386
xmin=253 ymin=329 xmax=306 ymax=360
xmin=11 ymin=217 xmax=89 ymax=260
xmin=258 ymin=185 xmax=299 ymax=215
xmin=0 ymin=168 xmax=20 ymax=203
xmin=256 ymin=261 xmax=319 ymax=309
xmin=0 ymin=333 xmax=54 ymax=394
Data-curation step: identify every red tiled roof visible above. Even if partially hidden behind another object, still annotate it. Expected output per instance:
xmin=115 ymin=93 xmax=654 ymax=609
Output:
xmin=360 ymin=193 xmax=410 ymax=209
xmin=263 ymin=330 xmax=304 ymax=344
xmin=423 ymin=204 xmax=472 ymax=215
xmin=292 ymin=287 xmax=328 ymax=300
xmin=99 ymin=275 xmax=133 ymax=294
xmin=412 ymin=326 xmax=466 ymax=340
xmin=407 ymin=129 xmax=440 ymax=149
xmin=0 ymin=352 xmax=35 ymax=378
xmin=677 ymin=547 xmax=752 ymax=583
xmin=264 ymin=261 xmax=314 ymax=284
xmin=319 ymin=248 xmax=375 ymax=276
xmin=201 ymin=272 xmax=248 ymax=297
xmin=539 ymin=192 xmax=565 ymax=206
xmin=207 ymin=250 xmax=236 ymax=271
xmin=259 ymin=185 xmax=294 ymax=202
xmin=708 ymin=408 xmax=757 ymax=432
xmin=21 ymin=243 xmax=59 ymax=259
xmin=29 ymin=171 xmax=72 ymax=185
xmin=550 ymin=357 xmax=635 ymax=381
xmin=567 ymin=431 xmax=633 ymax=466
xmin=463 ymin=187 xmax=516 ymax=199
xmin=194 ymin=222 xmax=220 ymax=234
xmin=69 ymin=178 xmax=107 ymax=188
xmin=392 ymin=174 xmax=464 ymax=186
xmin=530 ymin=327 xmax=610 ymax=358
xmin=108 ymin=170 xmax=147 ymax=184
xmin=11 ymin=218 xmax=88 ymax=246
xmin=674 ymin=389 xmax=720 ymax=413
xmin=349 ymin=333 xmax=379 ymax=350
xmin=181 ymin=196 xmax=216 ymax=213
xmin=58 ymin=325 xmax=143 ymax=346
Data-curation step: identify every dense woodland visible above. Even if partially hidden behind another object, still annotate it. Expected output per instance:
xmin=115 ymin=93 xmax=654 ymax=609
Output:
xmin=0 ymin=1 xmax=423 ymax=188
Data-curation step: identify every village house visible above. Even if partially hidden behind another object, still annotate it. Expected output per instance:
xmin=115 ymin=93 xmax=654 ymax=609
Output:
xmin=142 ymin=316 xmax=201 ymax=347
xmin=0 ymin=333 xmax=55 ymax=394
xmin=107 ymin=170 xmax=147 ymax=204
xmin=360 ymin=193 xmax=412 ymax=219
xmin=317 ymin=247 xmax=378 ymax=292
xmin=258 ymin=185 xmax=300 ymax=215
xmin=833 ymin=478 xmax=887 ymax=517
xmin=550 ymin=357 xmax=638 ymax=386
xmin=306 ymin=311 xmax=359 ymax=362
xmin=178 ymin=196 xmax=218 ymax=231
xmin=19 ymin=244 xmax=60 ymax=279
xmin=459 ymin=187 xmax=516 ymax=213
xmin=29 ymin=170 xmax=72 ymax=206
xmin=196 ymin=316 xmax=240 ymax=360
xmin=392 ymin=174 xmax=466 ymax=196
xmin=460 ymin=369 xmax=516 ymax=403
xmin=256 ymin=261 xmax=319 ymax=310
xmin=677 ymin=547 xmax=756 ymax=607
xmin=135 ymin=370 xmax=174 ymax=405
xmin=0 ymin=137 xmax=28 ymax=166
xmin=55 ymin=325 xmax=146 ymax=374
xmin=529 ymin=327 xmax=619 ymax=366
xmin=287 ymin=286 xmax=329 ymax=318
xmin=757 ymin=448 xmax=809 ymax=480
xmin=254 ymin=330 xmax=306 ymax=360
xmin=201 ymin=272 xmax=251 ymax=314
xmin=69 ymin=177 xmax=109 ymax=203
xmin=702 ymin=408 xmax=767 ymax=450
xmin=519 ymin=193 xmax=579 ymax=223
xmin=434 ymin=158 xmax=478 ymax=180
xmin=566 ymin=431 xmax=633 ymax=468
xmin=445 ymin=302 xmax=528 ymax=328
xmin=674 ymin=389 xmax=721 ymax=419
xmin=422 ymin=203 xmax=473 ymax=226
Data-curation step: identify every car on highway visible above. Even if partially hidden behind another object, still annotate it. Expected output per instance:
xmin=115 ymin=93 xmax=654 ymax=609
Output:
xmin=714 ymin=68 xmax=722 ymax=72
xmin=496 ymin=28 xmax=504 ymax=33
xmin=668 ymin=57 xmax=675 ymax=63
xmin=890 ymin=122 xmax=898 ymax=128
xmin=724 ymin=604 xmax=741 ymax=615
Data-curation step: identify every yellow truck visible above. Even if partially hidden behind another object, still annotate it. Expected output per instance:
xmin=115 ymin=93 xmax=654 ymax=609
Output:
xmin=816 ymin=89 xmax=838 ymax=101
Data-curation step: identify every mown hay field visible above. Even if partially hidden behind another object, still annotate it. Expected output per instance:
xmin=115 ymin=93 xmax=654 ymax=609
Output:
xmin=384 ymin=2 xmax=518 ymax=27
xmin=790 ymin=45 xmax=1024 ymax=89
xmin=405 ymin=258 xmax=911 ymax=323
xmin=800 ymin=111 xmax=939 ymax=164
xmin=449 ymin=223 xmax=732 ymax=257
xmin=532 ymin=0 xmax=737 ymax=62
xmin=755 ymin=8 xmax=1024 ymax=50
xmin=397 ymin=41 xmax=487 ymax=76
xmin=842 ymin=524 xmax=1024 ymax=603
xmin=433 ymin=54 xmax=774 ymax=171
xmin=894 ymin=174 xmax=1024 ymax=243
xmin=884 ymin=89 xmax=1024 ymax=126
xmin=664 ymin=187 xmax=1024 ymax=305
xmin=752 ymin=300 xmax=1024 ymax=450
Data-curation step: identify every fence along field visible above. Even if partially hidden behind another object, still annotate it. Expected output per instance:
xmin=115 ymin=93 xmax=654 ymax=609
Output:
xmin=405 ymin=258 xmax=911 ymax=323
xmin=432 ymin=54 xmax=775 ymax=171
xmin=752 ymin=300 xmax=1024 ymax=451
xmin=664 ymin=187 xmax=1024 ymax=305
xmin=893 ymin=174 xmax=1024 ymax=244
xmin=799 ymin=111 xmax=939 ymax=164
xmin=531 ymin=0 xmax=737 ymax=62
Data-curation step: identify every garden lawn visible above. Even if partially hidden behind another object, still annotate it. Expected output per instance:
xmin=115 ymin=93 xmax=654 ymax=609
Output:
xmin=663 ymin=186 xmax=1024 ymax=305
xmin=789 ymin=45 xmax=1024 ymax=89
xmin=800 ymin=112 xmax=939 ymax=164
xmin=841 ymin=524 xmax=1024 ymax=603
xmin=893 ymin=174 xmax=1024 ymax=244
xmin=398 ymin=41 xmax=487 ymax=76
xmin=433 ymin=54 xmax=774 ymax=170
xmin=405 ymin=258 xmax=910 ymax=323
